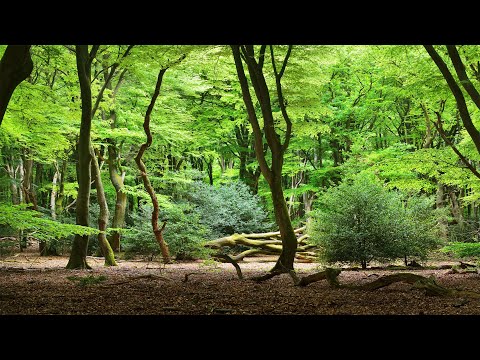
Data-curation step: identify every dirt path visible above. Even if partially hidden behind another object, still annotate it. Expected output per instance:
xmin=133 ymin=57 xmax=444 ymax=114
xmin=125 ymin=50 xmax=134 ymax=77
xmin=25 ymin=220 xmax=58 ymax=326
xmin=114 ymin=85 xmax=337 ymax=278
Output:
xmin=1 ymin=254 xmax=479 ymax=315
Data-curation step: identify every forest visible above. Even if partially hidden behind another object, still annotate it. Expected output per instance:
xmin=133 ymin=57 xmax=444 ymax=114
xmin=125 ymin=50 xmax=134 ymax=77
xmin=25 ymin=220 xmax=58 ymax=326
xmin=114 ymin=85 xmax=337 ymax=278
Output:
xmin=1 ymin=44 xmax=480 ymax=316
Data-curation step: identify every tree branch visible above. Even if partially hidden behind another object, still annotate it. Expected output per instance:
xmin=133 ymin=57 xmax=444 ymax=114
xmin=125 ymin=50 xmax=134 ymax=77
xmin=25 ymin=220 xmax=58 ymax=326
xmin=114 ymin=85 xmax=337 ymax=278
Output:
xmin=270 ymin=45 xmax=293 ymax=154
xmin=88 ymin=45 xmax=100 ymax=67
xmin=424 ymin=45 xmax=480 ymax=154
xmin=231 ymin=45 xmax=272 ymax=184
xmin=258 ymin=45 xmax=267 ymax=70
xmin=433 ymin=112 xmax=480 ymax=180
xmin=91 ymin=46 xmax=136 ymax=119
xmin=446 ymin=45 xmax=480 ymax=110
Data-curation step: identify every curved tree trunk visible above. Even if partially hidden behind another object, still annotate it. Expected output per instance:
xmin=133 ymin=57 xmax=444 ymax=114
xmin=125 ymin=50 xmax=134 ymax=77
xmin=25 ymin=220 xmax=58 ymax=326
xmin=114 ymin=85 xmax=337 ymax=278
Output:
xmin=0 ymin=45 xmax=33 ymax=125
xmin=90 ymin=148 xmax=117 ymax=266
xmin=66 ymin=45 xmax=99 ymax=270
xmin=134 ymin=69 xmax=171 ymax=263
xmin=231 ymin=45 xmax=297 ymax=276
xmin=270 ymin=180 xmax=297 ymax=271
xmin=107 ymin=143 xmax=126 ymax=252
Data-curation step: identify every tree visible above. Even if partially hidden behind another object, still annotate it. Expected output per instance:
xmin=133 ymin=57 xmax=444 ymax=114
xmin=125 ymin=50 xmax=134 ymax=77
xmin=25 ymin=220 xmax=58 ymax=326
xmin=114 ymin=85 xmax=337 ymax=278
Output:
xmin=66 ymin=45 xmax=102 ymax=269
xmin=310 ymin=174 xmax=440 ymax=268
xmin=0 ymin=45 xmax=33 ymax=125
xmin=231 ymin=45 xmax=298 ymax=275
xmin=134 ymin=52 xmax=186 ymax=264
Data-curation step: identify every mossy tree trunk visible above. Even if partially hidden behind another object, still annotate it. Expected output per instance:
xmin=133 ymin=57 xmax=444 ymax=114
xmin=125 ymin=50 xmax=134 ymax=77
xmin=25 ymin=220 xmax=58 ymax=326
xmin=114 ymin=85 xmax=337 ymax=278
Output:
xmin=98 ymin=50 xmax=132 ymax=252
xmin=90 ymin=147 xmax=117 ymax=266
xmin=107 ymin=144 xmax=127 ymax=252
xmin=66 ymin=45 xmax=99 ymax=270
xmin=0 ymin=45 xmax=33 ymax=125
xmin=231 ymin=45 xmax=297 ymax=274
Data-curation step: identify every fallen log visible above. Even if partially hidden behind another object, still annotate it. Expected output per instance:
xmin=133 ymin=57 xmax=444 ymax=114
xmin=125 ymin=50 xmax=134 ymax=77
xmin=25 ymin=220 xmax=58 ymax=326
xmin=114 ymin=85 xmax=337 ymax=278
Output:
xmin=204 ymin=227 xmax=317 ymax=262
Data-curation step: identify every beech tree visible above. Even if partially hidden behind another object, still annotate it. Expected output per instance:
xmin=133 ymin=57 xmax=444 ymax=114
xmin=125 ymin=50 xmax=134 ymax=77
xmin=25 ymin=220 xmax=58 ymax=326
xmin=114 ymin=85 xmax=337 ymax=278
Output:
xmin=66 ymin=45 xmax=116 ymax=269
xmin=231 ymin=45 xmax=298 ymax=275
xmin=135 ymin=51 xmax=186 ymax=263
xmin=65 ymin=45 xmax=97 ymax=269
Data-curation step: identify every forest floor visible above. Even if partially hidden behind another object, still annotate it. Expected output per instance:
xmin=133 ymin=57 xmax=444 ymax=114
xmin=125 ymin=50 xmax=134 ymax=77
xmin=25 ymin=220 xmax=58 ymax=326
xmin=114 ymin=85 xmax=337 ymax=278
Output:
xmin=1 ymin=249 xmax=480 ymax=316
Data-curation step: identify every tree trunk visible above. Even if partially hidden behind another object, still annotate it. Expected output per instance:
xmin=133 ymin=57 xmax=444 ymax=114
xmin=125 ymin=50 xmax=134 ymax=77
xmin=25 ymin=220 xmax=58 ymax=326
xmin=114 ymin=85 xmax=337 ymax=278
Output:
xmin=449 ymin=189 xmax=464 ymax=225
xmin=270 ymin=179 xmax=298 ymax=271
xmin=50 ymin=164 xmax=58 ymax=220
xmin=4 ymin=159 xmax=19 ymax=205
xmin=66 ymin=45 xmax=99 ymax=270
xmin=420 ymin=103 xmax=434 ymax=148
xmin=134 ymin=66 xmax=175 ymax=264
xmin=17 ymin=156 xmax=24 ymax=203
xmin=55 ymin=159 xmax=67 ymax=214
xmin=206 ymin=160 xmax=213 ymax=185
xmin=231 ymin=45 xmax=297 ymax=276
xmin=0 ymin=45 xmax=33 ymax=125
xmin=39 ymin=165 xmax=60 ymax=256
xmin=90 ymin=148 xmax=117 ymax=266
xmin=21 ymin=152 xmax=37 ymax=210
xmin=107 ymin=143 xmax=127 ymax=252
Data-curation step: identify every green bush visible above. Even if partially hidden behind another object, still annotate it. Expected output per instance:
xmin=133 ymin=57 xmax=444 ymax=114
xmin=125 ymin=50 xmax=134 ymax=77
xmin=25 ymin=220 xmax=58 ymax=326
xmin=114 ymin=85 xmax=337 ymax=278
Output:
xmin=309 ymin=174 xmax=441 ymax=268
xmin=122 ymin=202 xmax=211 ymax=260
xmin=441 ymin=242 xmax=480 ymax=258
xmin=188 ymin=181 xmax=273 ymax=238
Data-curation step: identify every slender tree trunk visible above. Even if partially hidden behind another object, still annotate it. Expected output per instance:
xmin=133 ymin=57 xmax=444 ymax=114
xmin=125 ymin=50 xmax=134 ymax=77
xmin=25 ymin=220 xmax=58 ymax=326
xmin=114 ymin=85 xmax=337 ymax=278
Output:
xmin=50 ymin=164 xmax=58 ymax=220
xmin=206 ymin=160 xmax=213 ymax=185
xmin=420 ymin=103 xmax=434 ymax=149
xmin=90 ymin=148 xmax=117 ymax=266
xmin=66 ymin=45 xmax=99 ymax=270
xmin=134 ymin=65 xmax=178 ymax=264
xmin=21 ymin=152 xmax=37 ymax=210
xmin=4 ymin=161 xmax=19 ymax=204
xmin=17 ymin=156 xmax=24 ymax=203
xmin=34 ymin=162 xmax=44 ymax=207
xmin=0 ymin=45 xmax=33 ymax=125
xmin=107 ymin=143 xmax=126 ymax=252
xmin=55 ymin=160 xmax=66 ymax=214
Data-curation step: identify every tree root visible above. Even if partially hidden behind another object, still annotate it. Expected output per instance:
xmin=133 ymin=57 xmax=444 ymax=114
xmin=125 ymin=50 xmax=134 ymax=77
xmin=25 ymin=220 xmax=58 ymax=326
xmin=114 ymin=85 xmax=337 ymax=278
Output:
xmin=297 ymin=268 xmax=480 ymax=298
xmin=251 ymin=271 xmax=282 ymax=282
xmin=213 ymin=254 xmax=243 ymax=279
xmin=297 ymin=268 xmax=342 ymax=287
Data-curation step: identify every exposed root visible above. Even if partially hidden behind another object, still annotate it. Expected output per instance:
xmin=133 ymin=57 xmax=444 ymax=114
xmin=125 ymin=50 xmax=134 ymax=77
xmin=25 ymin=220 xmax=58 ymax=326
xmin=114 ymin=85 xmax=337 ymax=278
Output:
xmin=214 ymin=254 xmax=243 ymax=279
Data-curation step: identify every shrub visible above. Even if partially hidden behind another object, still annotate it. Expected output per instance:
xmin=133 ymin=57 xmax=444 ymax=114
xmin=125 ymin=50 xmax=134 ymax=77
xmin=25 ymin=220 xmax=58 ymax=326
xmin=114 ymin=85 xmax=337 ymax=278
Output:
xmin=188 ymin=181 xmax=273 ymax=238
xmin=122 ymin=202 xmax=211 ymax=260
xmin=309 ymin=174 xmax=441 ymax=268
